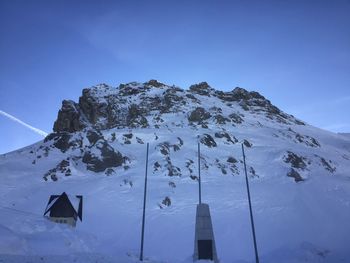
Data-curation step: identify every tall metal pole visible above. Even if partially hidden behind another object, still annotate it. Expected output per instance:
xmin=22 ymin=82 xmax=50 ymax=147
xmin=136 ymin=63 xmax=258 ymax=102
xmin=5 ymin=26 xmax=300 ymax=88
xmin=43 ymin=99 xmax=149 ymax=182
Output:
xmin=140 ymin=143 xmax=149 ymax=261
xmin=242 ymin=143 xmax=260 ymax=263
xmin=198 ymin=142 xmax=202 ymax=204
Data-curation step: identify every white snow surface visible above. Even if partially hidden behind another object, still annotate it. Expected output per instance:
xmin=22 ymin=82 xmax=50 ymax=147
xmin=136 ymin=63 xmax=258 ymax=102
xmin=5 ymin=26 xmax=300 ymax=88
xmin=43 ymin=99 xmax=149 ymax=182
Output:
xmin=0 ymin=83 xmax=350 ymax=263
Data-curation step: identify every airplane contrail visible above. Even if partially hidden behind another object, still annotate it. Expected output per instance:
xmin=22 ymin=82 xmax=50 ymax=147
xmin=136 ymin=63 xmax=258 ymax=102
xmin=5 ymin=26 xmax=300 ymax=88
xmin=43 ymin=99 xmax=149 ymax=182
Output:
xmin=0 ymin=110 xmax=48 ymax=137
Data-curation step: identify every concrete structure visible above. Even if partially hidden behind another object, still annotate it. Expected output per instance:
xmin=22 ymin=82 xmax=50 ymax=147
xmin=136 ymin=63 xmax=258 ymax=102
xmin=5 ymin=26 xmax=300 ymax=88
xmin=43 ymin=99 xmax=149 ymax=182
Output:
xmin=193 ymin=203 xmax=219 ymax=262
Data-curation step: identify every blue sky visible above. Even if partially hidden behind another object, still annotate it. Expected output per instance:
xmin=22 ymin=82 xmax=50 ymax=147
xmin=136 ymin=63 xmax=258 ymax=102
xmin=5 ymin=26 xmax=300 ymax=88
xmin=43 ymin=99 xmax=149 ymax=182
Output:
xmin=0 ymin=0 xmax=349 ymax=154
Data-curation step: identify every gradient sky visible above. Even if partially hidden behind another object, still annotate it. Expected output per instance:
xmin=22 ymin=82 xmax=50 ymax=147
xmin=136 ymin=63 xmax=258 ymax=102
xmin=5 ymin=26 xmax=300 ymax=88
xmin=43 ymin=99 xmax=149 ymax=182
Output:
xmin=1 ymin=0 xmax=349 ymax=154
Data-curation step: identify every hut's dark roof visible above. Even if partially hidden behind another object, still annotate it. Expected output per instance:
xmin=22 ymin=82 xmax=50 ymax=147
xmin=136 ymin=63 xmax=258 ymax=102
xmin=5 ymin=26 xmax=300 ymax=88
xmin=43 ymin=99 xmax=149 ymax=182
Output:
xmin=44 ymin=192 xmax=83 ymax=221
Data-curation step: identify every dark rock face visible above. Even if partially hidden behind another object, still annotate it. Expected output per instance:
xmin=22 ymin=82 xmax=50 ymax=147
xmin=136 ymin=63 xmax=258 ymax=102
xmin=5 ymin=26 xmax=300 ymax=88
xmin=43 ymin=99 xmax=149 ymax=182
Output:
xmin=189 ymin=82 xmax=213 ymax=96
xmin=86 ymin=129 xmax=103 ymax=145
xmin=215 ymin=132 xmax=237 ymax=144
xmin=214 ymin=114 xmax=230 ymax=124
xmin=118 ymin=83 xmax=144 ymax=96
xmin=284 ymin=151 xmax=308 ymax=170
xmin=43 ymin=158 xmax=72 ymax=181
xmin=227 ymin=156 xmax=238 ymax=163
xmin=82 ymin=140 xmax=123 ymax=172
xmin=215 ymin=87 xmax=303 ymax=125
xmin=214 ymin=87 xmax=252 ymax=102
xmin=127 ymin=104 xmax=148 ymax=128
xmin=188 ymin=107 xmax=211 ymax=123
xmin=144 ymin=79 xmax=165 ymax=87
xmin=43 ymin=168 xmax=57 ymax=181
xmin=161 ymin=196 xmax=171 ymax=207
xmin=45 ymin=132 xmax=83 ymax=153
xmin=166 ymin=160 xmax=181 ymax=177
xmin=295 ymin=133 xmax=320 ymax=147
xmin=53 ymin=80 xmax=304 ymax=134
xmin=156 ymin=140 xmax=183 ymax=155
xmin=45 ymin=132 xmax=72 ymax=153
xmin=186 ymin=93 xmax=199 ymax=101
xmin=231 ymin=87 xmax=254 ymax=100
xmin=105 ymin=168 xmax=116 ymax=176
xmin=53 ymin=100 xmax=86 ymax=132
xmin=79 ymin=88 xmax=105 ymax=125
xmin=249 ymin=166 xmax=257 ymax=177
xmin=229 ymin=113 xmax=244 ymax=124
xmin=158 ymin=142 xmax=171 ymax=156
xmin=57 ymin=159 xmax=72 ymax=176
xmin=287 ymin=168 xmax=304 ymax=182
xmin=200 ymin=134 xmax=217 ymax=147
xmin=318 ymin=156 xmax=336 ymax=173
xmin=243 ymin=139 xmax=252 ymax=148
xmin=161 ymin=88 xmax=185 ymax=113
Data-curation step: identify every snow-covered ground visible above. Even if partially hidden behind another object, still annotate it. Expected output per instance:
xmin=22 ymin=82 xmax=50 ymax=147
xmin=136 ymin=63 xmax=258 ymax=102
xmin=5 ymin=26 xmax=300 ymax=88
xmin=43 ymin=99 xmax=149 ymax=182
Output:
xmin=1 ymin=126 xmax=350 ymax=262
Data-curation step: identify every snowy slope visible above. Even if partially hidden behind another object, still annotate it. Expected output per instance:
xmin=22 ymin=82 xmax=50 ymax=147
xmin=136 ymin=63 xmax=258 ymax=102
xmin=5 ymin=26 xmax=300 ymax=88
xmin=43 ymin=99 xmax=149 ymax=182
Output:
xmin=0 ymin=80 xmax=350 ymax=263
xmin=338 ymin=133 xmax=350 ymax=141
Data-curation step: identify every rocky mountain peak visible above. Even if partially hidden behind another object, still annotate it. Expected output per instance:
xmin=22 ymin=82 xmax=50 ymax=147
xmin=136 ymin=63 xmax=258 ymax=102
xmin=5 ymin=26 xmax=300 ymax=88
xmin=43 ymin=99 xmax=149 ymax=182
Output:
xmin=144 ymin=79 xmax=166 ymax=88
xmin=53 ymin=80 xmax=303 ymax=134
xmin=189 ymin=82 xmax=214 ymax=96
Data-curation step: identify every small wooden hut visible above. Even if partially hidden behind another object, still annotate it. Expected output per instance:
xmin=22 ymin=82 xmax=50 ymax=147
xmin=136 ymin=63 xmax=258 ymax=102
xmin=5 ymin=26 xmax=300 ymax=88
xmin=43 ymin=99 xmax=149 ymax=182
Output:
xmin=44 ymin=192 xmax=83 ymax=227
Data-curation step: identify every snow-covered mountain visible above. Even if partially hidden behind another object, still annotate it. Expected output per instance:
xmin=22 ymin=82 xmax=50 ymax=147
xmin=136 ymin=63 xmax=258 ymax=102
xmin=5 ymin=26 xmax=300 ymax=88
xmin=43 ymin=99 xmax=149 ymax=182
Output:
xmin=1 ymin=80 xmax=350 ymax=263
xmin=339 ymin=133 xmax=350 ymax=140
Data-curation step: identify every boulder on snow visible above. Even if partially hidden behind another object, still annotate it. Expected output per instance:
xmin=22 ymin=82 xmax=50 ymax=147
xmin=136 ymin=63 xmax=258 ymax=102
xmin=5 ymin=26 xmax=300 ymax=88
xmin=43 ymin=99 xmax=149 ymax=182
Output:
xmin=243 ymin=139 xmax=252 ymax=148
xmin=227 ymin=156 xmax=238 ymax=163
xmin=162 ymin=196 xmax=171 ymax=207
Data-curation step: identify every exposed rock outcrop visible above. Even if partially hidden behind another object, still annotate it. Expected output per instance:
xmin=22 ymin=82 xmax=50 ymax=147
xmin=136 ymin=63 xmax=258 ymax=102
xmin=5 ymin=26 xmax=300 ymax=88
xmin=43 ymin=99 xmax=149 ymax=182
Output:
xmin=53 ymin=100 xmax=86 ymax=132
xmin=53 ymin=80 xmax=304 ymax=134
xmin=200 ymin=134 xmax=217 ymax=147
xmin=47 ymin=79 xmax=328 ymax=182
xmin=188 ymin=107 xmax=211 ymax=123
xmin=284 ymin=151 xmax=308 ymax=170
xmin=82 ymin=140 xmax=123 ymax=172
xmin=189 ymin=82 xmax=214 ymax=96
xmin=287 ymin=168 xmax=304 ymax=182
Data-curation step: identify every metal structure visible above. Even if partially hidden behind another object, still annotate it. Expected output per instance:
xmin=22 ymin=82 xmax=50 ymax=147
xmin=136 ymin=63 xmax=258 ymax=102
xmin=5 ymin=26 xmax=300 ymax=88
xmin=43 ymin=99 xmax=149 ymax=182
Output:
xmin=198 ymin=142 xmax=202 ymax=204
xmin=137 ymin=141 xmax=259 ymax=262
xmin=242 ymin=143 xmax=260 ymax=263
xmin=140 ymin=143 xmax=149 ymax=261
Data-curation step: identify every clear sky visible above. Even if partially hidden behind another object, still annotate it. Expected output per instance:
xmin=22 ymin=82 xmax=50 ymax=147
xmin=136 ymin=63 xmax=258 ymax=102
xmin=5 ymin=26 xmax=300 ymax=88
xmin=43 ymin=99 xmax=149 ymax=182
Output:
xmin=1 ymin=0 xmax=349 ymax=154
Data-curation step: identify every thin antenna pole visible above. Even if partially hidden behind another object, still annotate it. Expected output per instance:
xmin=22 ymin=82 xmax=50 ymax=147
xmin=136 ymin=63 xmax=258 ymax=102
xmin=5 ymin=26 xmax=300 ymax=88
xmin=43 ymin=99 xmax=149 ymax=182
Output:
xmin=242 ymin=143 xmax=260 ymax=263
xmin=198 ymin=142 xmax=202 ymax=204
xmin=140 ymin=143 xmax=149 ymax=261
